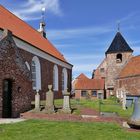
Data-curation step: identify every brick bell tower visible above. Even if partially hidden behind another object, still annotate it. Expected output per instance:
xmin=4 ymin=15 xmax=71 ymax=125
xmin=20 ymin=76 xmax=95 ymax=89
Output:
xmin=105 ymin=31 xmax=133 ymax=97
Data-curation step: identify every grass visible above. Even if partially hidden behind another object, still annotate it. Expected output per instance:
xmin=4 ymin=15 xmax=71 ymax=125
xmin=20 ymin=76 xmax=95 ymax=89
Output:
xmin=0 ymin=120 xmax=140 ymax=140
xmin=32 ymin=98 xmax=133 ymax=118
xmin=54 ymin=98 xmax=133 ymax=118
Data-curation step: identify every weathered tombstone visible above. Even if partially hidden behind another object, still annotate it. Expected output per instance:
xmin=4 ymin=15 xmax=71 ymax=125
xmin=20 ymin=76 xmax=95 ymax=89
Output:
xmin=122 ymin=92 xmax=126 ymax=110
xmin=44 ymin=85 xmax=55 ymax=114
xmin=62 ymin=89 xmax=71 ymax=113
xmin=34 ymin=90 xmax=40 ymax=112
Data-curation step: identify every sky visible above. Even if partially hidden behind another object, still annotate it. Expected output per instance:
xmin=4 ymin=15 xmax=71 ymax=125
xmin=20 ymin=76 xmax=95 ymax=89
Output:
xmin=1 ymin=0 xmax=140 ymax=78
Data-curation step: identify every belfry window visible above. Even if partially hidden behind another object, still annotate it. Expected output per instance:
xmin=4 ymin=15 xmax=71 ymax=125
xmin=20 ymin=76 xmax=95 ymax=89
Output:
xmin=116 ymin=53 xmax=122 ymax=63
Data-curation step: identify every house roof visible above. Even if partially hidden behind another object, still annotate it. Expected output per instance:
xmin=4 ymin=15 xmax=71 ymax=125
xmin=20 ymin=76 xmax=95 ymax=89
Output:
xmin=118 ymin=56 xmax=140 ymax=78
xmin=0 ymin=5 xmax=69 ymax=64
xmin=74 ymin=73 xmax=105 ymax=90
xmin=105 ymin=32 xmax=133 ymax=54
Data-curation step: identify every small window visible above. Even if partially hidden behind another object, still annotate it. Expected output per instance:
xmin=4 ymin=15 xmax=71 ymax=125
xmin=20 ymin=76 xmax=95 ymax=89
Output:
xmin=100 ymin=68 xmax=104 ymax=73
xmin=81 ymin=91 xmax=87 ymax=97
xmin=116 ymin=53 xmax=122 ymax=63
xmin=98 ymin=93 xmax=102 ymax=99
xmin=92 ymin=91 xmax=97 ymax=97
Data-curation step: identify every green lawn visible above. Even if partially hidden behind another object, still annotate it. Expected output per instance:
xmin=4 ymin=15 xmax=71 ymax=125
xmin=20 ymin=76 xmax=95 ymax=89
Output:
xmin=33 ymin=98 xmax=133 ymax=118
xmin=0 ymin=120 xmax=140 ymax=140
xmin=54 ymin=98 xmax=133 ymax=118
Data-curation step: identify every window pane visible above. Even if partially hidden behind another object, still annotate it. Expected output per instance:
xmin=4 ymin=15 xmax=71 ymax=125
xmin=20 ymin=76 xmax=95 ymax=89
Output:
xmin=31 ymin=60 xmax=36 ymax=89
xmin=92 ymin=91 xmax=97 ymax=97
xmin=62 ymin=72 xmax=64 ymax=90
xmin=81 ymin=91 xmax=87 ymax=97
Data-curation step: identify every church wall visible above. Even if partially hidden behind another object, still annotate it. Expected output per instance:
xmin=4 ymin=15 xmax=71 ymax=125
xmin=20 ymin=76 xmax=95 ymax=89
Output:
xmin=18 ymin=47 xmax=72 ymax=100
xmin=0 ymin=33 xmax=32 ymax=118
xmin=0 ymin=29 xmax=72 ymax=117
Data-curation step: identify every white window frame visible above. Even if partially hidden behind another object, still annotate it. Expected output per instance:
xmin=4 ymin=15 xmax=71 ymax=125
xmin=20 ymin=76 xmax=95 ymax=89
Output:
xmin=32 ymin=56 xmax=41 ymax=90
xmin=62 ymin=68 xmax=67 ymax=92
xmin=53 ymin=65 xmax=58 ymax=91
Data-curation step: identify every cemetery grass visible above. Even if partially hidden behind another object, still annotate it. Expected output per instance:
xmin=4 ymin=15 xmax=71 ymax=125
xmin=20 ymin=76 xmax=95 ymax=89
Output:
xmin=0 ymin=119 xmax=140 ymax=140
xmin=32 ymin=98 xmax=133 ymax=118
xmin=54 ymin=99 xmax=133 ymax=118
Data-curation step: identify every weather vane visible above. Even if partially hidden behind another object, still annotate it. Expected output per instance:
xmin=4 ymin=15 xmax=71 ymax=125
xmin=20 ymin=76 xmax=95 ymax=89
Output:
xmin=41 ymin=1 xmax=46 ymax=23
xmin=117 ymin=21 xmax=120 ymax=32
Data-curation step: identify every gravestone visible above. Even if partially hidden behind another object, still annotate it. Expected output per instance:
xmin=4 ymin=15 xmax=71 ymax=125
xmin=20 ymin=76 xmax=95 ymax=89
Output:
xmin=34 ymin=90 xmax=40 ymax=112
xmin=62 ymin=89 xmax=71 ymax=113
xmin=122 ymin=92 xmax=126 ymax=110
xmin=44 ymin=85 xmax=55 ymax=114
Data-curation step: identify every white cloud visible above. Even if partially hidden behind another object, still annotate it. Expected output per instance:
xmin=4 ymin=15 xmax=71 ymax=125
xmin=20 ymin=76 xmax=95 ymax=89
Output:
xmin=73 ymin=63 xmax=98 ymax=73
xmin=47 ymin=26 xmax=113 ymax=40
xmin=10 ymin=0 xmax=62 ymax=21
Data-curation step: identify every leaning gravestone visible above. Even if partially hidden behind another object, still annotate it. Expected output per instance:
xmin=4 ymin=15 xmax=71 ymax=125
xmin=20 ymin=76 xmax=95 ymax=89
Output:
xmin=34 ymin=90 xmax=40 ymax=112
xmin=62 ymin=89 xmax=71 ymax=113
xmin=44 ymin=85 xmax=55 ymax=114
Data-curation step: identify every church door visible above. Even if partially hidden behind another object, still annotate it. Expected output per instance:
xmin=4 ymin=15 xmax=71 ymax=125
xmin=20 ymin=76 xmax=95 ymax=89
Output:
xmin=2 ymin=79 xmax=12 ymax=118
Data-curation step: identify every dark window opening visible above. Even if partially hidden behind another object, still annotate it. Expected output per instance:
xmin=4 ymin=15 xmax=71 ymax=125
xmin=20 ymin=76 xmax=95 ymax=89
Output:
xmin=116 ymin=53 xmax=122 ymax=63
xmin=92 ymin=91 xmax=97 ymax=97
xmin=100 ymin=68 xmax=105 ymax=73
xmin=81 ymin=91 xmax=87 ymax=97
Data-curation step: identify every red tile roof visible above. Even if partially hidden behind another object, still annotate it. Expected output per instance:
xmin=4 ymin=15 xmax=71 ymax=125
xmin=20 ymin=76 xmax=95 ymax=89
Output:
xmin=74 ymin=73 xmax=105 ymax=90
xmin=0 ymin=5 xmax=68 ymax=63
xmin=119 ymin=55 xmax=140 ymax=78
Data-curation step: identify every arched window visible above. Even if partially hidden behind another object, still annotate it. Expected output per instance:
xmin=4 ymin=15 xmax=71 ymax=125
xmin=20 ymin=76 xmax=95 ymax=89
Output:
xmin=53 ymin=65 xmax=58 ymax=91
xmin=31 ymin=56 xmax=41 ymax=90
xmin=62 ymin=68 xmax=67 ymax=92
xmin=116 ymin=53 xmax=122 ymax=63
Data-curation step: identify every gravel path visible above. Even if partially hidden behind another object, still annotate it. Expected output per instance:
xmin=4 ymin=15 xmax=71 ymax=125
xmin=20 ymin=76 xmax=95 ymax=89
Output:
xmin=0 ymin=118 xmax=26 ymax=124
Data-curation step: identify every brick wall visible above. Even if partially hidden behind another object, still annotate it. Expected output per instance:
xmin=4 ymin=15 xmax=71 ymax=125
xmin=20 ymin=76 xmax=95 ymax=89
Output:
xmin=116 ymin=76 xmax=140 ymax=96
xmin=0 ymin=30 xmax=72 ymax=117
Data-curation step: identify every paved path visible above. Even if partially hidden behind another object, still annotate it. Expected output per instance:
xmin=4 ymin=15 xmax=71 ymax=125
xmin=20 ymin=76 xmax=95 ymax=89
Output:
xmin=0 ymin=118 xmax=26 ymax=124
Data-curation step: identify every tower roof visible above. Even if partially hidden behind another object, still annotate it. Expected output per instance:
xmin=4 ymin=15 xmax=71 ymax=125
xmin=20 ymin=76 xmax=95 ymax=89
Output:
xmin=105 ymin=32 xmax=133 ymax=54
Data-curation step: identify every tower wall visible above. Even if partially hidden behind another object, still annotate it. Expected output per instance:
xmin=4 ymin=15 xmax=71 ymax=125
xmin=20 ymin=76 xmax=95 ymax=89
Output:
xmin=105 ymin=52 xmax=132 ymax=97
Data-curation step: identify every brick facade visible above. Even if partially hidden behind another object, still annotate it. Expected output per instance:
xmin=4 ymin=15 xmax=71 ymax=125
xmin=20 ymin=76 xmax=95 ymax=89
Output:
xmin=116 ymin=76 xmax=140 ymax=96
xmin=0 ymin=29 xmax=72 ymax=118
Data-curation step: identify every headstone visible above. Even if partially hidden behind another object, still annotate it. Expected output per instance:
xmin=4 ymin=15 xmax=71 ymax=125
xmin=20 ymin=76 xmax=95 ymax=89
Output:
xmin=34 ymin=90 xmax=40 ymax=112
xmin=122 ymin=92 xmax=126 ymax=110
xmin=44 ymin=85 xmax=55 ymax=114
xmin=62 ymin=89 xmax=71 ymax=113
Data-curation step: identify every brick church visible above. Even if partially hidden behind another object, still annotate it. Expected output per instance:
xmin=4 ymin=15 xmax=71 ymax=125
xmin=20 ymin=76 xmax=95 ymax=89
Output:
xmin=0 ymin=5 xmax=72 ymax=118
xmin=93 ymin=31 xmax=140 ymax=99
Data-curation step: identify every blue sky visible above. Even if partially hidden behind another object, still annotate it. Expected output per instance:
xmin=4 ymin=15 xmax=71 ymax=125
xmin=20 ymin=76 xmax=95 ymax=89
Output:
xmin=1 ymin=0 xmax=140 ymax=78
